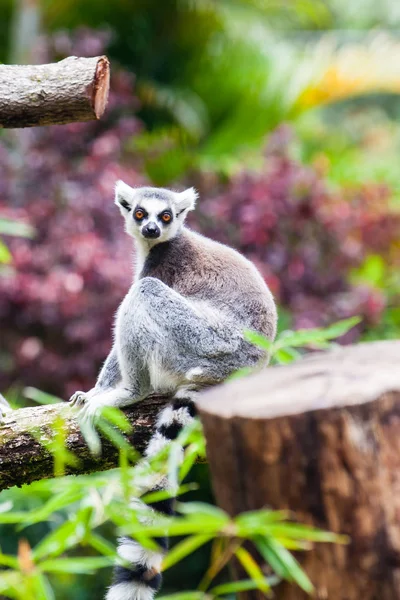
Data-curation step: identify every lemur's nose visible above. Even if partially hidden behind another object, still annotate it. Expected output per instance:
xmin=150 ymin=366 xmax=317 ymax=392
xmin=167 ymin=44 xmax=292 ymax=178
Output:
xmin=142 ymin=222 xmax=161 ymax=239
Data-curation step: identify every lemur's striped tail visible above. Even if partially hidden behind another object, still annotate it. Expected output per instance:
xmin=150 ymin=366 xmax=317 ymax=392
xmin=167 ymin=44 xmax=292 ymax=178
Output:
xmin=105 ymin=393 xmax=197 ymax=600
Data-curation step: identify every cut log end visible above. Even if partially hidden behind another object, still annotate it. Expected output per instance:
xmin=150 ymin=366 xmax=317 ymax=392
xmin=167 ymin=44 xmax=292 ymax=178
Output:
xmin=92 ymin=56 xmax=110 ymax=119
xmin=0 ymin=55 xmax=111 ymax=128
xmin=199 ymin=340 xmax=400 ymax=420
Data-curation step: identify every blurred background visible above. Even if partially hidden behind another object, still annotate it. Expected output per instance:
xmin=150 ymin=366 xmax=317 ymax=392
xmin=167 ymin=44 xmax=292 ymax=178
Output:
xmin=1 ymin=0 xmax=400 ymax=596
xmin=2 ymin=0 xmax=400 ymax=400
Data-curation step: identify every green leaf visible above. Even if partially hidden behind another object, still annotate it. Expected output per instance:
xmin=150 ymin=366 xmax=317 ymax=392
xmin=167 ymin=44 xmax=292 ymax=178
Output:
xmin=157 ymin=593 xmax=206 ymax=600
xmin=36 ymin=574 xmax=55 ymax=600
xmin=87 ymin=533 xmax=118 ymax=558
xmin=163 ymin=534 xmax=213 ymax=571
xmin=142 ymin=484 xmax=197 ymax=507
xmin=235 ymin=547 xmax=270 ymax=593
xmin=41 ymin=557 xmax=111 ymax=574
xmin=275 ymin=317 xmax=361 ymax=350
xmin=273 ymin=347 xmax=302 ymax=364
xmin=211 ymin=577 xmax=279 ymax=596
xmin=244 ymin=330 xmax=273 ymax=351
xmin=0 ymin=553 xmax=19 ymax=568
xmin=99 ymin=406 xmax=133 ymax=433
xmin=255 ymin=538 xmax=314 ymax=593
xmin=313 ymin=316 xmax=361 ymax=340
xmin=176 ymin=502 xmax=228 ymax=522
xmin=23 ymin=489 xmax=84 ymax=525
xmin=96 ymin=419 xmax=137 ymax=458
xmin=235 ymin=510 xmax=290 ymax=535
xmin=77 ymin=417 xmax=102 ymax=456
xmin=125 ymin=518 xmax=221 ymax=538
xmin=168 ymin=438 xmax=184 ymax=491
xmin=264 ymin=523 xmax=348 ymax=544
xmin=31 ymin=415 xmax=79 ymax=477
xmin=271 ymin=537 xmax=312 ymax=551
xmin=23 ymin=387 xmax=62 ymax=405
xmin=33 ymin=520 xmax=82 ymax=561
xmin=0 ymin=511 xmax=28 ymax=524
xmin=226 ymin=366 xmax=256 ymax=381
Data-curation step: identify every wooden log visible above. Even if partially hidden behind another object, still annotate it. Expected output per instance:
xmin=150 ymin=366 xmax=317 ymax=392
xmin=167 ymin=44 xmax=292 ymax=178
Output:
xmin=0 ymin=395 xmax=167 ymax=491
xmin=198 ymin=340 xmax=400 ymax=600
xmin=0 ymin=56 xmax=110 ymax=128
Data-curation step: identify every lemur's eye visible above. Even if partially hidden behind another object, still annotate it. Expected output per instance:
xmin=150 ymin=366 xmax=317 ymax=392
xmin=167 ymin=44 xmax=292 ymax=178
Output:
xmin=134 ymin=209 xmax=145 ymax=221
xmin=161 ymin=212 xmax=172 ymax=223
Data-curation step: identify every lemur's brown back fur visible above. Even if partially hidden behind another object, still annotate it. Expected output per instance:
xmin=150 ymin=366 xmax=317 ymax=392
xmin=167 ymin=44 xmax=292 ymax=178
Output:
xmin=140 ymin=228 xmax=277 ymax=341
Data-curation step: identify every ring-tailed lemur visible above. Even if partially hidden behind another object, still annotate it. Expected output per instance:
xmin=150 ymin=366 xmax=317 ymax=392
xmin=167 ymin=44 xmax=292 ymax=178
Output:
xmin=65 ymin=182 xmax=278 ymax=599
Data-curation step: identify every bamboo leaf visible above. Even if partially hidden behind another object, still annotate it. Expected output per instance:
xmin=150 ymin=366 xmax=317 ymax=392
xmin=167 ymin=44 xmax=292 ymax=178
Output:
xmin=23 ymin=387 xmax=62 ymax=405
xmin=255 ymin=538 xmax=314 ymax=593
xmin=264 ymin=523 xmax=348 ymax=544
xmin=235 ymin=547 xmax=270 ymax=593
xmin=176 ymin=502 xmax=228 ymax=522
xmin=157 ymin=593 xmax=206 ymax=600
xmin=273 ymin=347 xmax=302 ymax=364
xmin=244 ymin=330 xmax=273 ymax=351
xmin=99 ymin=406 xmax=133 ymax=433
xmin=163 ymin=534 xmax=213 ymax=571
xmin=41 ymin=557 xmax=111 ymax=574
xmin=211 ymin=577 xmax=279 ymax=596
xmin=275 ymin=317 xmax=361 ymax=350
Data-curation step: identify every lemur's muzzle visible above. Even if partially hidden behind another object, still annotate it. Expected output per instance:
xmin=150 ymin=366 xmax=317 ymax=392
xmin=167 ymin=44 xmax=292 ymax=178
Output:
xmin=142 ymin=222 xmax=161 ymax=239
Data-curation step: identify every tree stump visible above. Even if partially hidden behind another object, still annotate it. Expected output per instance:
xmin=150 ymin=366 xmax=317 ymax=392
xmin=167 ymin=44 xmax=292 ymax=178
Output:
xmin=0 ymin=56 xmax=110 ymax=128
xmin=198 ymin=340 xmax=400 ymax=600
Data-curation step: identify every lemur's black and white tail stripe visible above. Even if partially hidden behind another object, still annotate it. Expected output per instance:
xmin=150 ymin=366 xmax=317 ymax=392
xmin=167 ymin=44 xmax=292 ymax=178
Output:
xmin=105 ymin=393 xmax=197 ymax=600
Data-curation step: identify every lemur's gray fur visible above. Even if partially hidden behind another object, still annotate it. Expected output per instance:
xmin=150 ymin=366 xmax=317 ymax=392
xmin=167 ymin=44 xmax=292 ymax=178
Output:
xmin=68 ymin=182 xmax=277 ymax=600
xmin=70 ymin=182 xmax=277 ymax=421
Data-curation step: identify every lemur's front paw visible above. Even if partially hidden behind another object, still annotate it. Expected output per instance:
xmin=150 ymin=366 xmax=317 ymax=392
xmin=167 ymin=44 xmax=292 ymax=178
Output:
xmin=80 ymin=399 xmax=105 ymax=424
xmin=69 ymin=390 xmax=107 ymax=425
xmin=69 ymin=391 xmax=88 ymax=407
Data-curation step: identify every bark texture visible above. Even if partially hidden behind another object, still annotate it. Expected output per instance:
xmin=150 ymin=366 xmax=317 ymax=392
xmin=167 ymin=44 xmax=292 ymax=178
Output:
xmin=198 ymin=340 xmax=400 ymax=600
xmin=0 ymin=395 xmax=167 ymax=491
xmin=0 ymin=56 xmax=110 ymax=128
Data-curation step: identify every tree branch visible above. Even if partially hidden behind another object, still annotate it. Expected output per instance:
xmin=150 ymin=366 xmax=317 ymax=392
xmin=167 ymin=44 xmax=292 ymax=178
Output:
xmin=0 ymin=395 xmax=168 ymax=491
xmin=0 ymin=56 xmax=110 ymax=128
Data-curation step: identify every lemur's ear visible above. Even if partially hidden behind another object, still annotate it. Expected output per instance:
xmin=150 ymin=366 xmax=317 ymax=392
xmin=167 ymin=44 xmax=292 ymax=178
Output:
xmin=115 ymin=180 xmax=135 ymax=214
xmin=175 ymin=187 xmax=198 ymax=216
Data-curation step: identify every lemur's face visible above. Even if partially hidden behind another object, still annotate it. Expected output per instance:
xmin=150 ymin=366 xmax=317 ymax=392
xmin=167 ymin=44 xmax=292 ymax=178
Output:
xmin=115 ymin=182 xmax=197 ymax=246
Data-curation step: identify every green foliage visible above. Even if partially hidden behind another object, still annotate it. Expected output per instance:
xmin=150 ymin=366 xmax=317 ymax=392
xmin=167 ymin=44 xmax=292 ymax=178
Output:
xmin=296 ymin=104 xmax=400 ymax=200
xmin=0 ymin=404 xmax=345 ymax=599
xmin=242 ymin=316 xmax=361 ymax=368
xmin=5 ymin=0 xmax=397 ymax=184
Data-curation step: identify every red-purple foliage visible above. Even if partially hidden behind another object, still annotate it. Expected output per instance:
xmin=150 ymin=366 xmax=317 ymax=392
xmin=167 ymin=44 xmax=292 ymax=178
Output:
xmin=1 ymin=34 xmax=399 ymax=397
xmin=193 ymin=126 xmax=399 ymax=334
xmin=0 ymin=32 xmax=146 ymax=397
